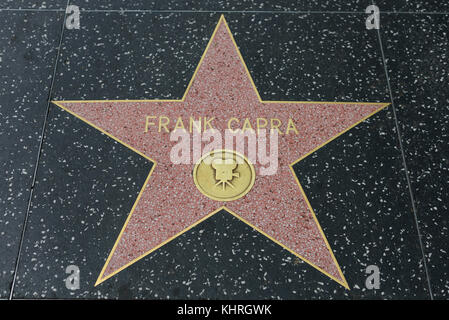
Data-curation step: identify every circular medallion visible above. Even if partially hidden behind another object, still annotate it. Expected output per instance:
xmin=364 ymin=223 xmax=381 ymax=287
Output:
xmin=193 ymin=149 xmax=255 ymax=202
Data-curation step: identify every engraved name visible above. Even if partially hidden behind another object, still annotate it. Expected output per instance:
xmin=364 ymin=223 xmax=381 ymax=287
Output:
xmin=144 ymin=116 xmax=299 ymax=135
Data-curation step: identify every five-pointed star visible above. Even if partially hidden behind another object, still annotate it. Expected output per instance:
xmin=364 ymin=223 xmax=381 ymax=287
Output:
xmin=53 ymin=16 xmax=388 ymax=289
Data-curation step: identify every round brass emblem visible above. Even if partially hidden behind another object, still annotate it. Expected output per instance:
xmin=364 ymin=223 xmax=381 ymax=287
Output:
xmin=193 ymin=149 xmax=255 ymax=202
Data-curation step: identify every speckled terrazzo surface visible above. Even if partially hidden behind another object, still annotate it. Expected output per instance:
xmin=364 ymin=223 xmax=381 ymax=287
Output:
xmin=1 ymin=1 xmax=449 ymax=12
xmin=0 ymin=10 xmax=63 ymax=298
xmin=0 ymin=2 xmax=447 ymax=300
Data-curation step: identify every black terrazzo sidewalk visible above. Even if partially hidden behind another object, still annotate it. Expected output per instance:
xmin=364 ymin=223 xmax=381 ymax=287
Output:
xmin=0 ymin=1 xmax=447 ymax=299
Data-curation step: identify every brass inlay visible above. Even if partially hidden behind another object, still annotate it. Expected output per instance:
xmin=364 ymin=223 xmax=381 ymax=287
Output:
xmin=193 ymin=149 xmax=255 ymax=202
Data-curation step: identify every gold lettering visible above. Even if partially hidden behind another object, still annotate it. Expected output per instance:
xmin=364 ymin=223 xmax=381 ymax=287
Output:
xmin=270 ymin=118 xmax=283 ymax=135
xmin=189 ymin=117 xmax=202 ymax=133
xmin=173 ymin=117 xmax=186 ymax=132
xmin=203 ymin=117 xmax=215 ymax=132
xmin=285 ymin=118 xmax=299 ymax=135
xmin=241 ymin=118 xmax=254 ymax=133
xmin=145 ymin=116 xmax=156 ymax=133
xmin=159 ymin=116 xmax=170 ymax=133
xmin=256 ymin=118 xmax=268 ymax=133
xmin=227 ymin=117 xmax=239 ymax=133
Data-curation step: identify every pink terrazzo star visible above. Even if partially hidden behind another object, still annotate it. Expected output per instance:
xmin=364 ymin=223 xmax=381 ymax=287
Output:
xmin=54 ymin=16 xmax=388 ymax=289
